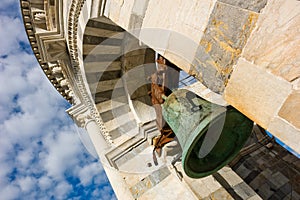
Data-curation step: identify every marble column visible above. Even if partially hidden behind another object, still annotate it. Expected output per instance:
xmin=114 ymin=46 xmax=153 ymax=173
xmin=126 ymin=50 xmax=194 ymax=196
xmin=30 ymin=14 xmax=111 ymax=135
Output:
xmin=84 ymin=118 xmax=110 ymax=158
xmin=67 ymin=103 xmax=110 ymax=161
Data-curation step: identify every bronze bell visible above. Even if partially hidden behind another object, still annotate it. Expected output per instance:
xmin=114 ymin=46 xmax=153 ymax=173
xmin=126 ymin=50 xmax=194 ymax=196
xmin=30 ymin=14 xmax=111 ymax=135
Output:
xmin=162 ymin=89 xmax=253 ymax=178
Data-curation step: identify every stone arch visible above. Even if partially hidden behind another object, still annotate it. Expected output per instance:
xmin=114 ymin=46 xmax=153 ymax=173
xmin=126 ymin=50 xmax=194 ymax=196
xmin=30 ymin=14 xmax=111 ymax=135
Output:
xmin=81 ymin=16 xmax=228 ymax=146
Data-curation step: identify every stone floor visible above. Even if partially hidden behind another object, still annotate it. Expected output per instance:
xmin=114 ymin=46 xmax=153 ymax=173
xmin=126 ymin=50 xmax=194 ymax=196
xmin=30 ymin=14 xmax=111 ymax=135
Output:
xmin=231 ymin=131 xmax=300 ymax=200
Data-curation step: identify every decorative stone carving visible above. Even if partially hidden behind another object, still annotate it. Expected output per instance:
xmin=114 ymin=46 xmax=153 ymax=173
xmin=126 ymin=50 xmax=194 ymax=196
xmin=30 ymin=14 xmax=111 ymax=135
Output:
xmin=67 ymin=0 xmax=112 ymax=144
xmin=76 ymin=112 xmax=93 ymax=128
xmin=20 ymin=0 xmax=74 ymax=103
xmin=67 ymin=90 xmax=80 ymax=105
xmin=67 ymin=103 xmax=89 ymax=127
xmin=52 ymin=66 xmax=61 ymax=73
xmin=45 ymin=40 xmax=68 ymax=61
xmin=60 ymin=79 xmax=68 ymax=87
xmin=33 ymin=11 xmax=46 ymax=24
xmin=31 ymin=8 xmax=47 ymax=30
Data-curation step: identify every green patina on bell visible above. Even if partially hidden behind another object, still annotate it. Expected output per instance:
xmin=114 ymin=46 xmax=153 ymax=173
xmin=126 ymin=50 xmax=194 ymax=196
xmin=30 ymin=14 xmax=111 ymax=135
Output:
xmin=162 ymin=89 xmax=253 ymax=178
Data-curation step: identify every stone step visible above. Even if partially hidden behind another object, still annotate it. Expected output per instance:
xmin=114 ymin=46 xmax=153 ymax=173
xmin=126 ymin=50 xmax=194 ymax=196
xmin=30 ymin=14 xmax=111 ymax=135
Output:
xmin=100 ymin=104 xmax=131 ymax=123
xmin=83 ymin=52 xmax=121 ymax=62
xmin=111 ymin=126 xmax=139 ymax=146
xmin=104 ymin=111 xmax=136 ymax=133
xmin=83 ymin=35 xmax=122 ymax=46
xmin=112 ymin=126 xmax=140 ymax=146
xmin=90 ymin=17 xmax=115 ymax=25
xmin=83 ymin=44 xmax=122 ymax=56
xmin=109 ymin=120 xmax=139 ymax=140
xmin=87 ymin=18 xmax=124 ymax=32
xmin=96 ymin=95 xmax=128 ymax=113
xmin=84 ymin=26 xmax=124 ymax=39
xmin=94 ymin=87 xmax=126 ymax=104
xmin=89 ymin=78 xmax=123 ymax=93
xmin=86 ymin=70 xmax=122 ymax=84
xmin=84 ymin=61 xmax=121 ymax=73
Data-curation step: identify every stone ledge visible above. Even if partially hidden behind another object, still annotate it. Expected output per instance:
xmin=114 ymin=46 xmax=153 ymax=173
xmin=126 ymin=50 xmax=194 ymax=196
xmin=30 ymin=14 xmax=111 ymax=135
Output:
xmin=268 ymin=116 xmax=300 ymax=153
xmin=278 ymin=91 xmax=300 ymax=130
xmin=224 ymin=58 xmax=292 ymax=128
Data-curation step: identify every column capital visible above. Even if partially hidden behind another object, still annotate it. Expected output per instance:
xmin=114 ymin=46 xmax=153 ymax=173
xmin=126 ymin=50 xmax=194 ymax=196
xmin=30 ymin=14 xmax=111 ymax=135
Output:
xmin=66 ymin=103 xmax=91 ymax=128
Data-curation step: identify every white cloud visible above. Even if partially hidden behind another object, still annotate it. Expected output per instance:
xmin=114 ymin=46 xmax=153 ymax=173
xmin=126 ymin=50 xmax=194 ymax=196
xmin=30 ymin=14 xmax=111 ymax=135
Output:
xmin=54 ymin=181 xmax=72 ymax=199
xmin=93 ymin=185 xmax=117 ymax=200
xmin=0 ymin=162 xmax=11 ymax=183
xmin=43 ymin=129 xmax=82 ymax=179
xmin=0 ymin=2 xmax=116 ymax=200
xmin=0 ymin=53 xmax=40 ymax=122
xmin=17 ymin=176 xmax=37 ymax=193
xmin=0 ymin=184 xmax=21 ymax=200
xmin=16 ymin=149 xmax=34 ymax=166
xmin=78 ymin=162 xmax=104 ymax=186
xmin=0 ymin=15 xmax=27 ymax=55
xmin=38 ymin=176 xmax=52 ymax=191
xmin=0 ymin=0 xmax=16 ymax=9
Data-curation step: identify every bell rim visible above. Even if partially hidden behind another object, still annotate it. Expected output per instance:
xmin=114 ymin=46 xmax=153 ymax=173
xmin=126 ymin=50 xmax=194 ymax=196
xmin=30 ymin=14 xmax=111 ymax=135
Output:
xmin=182 ymin=107 xmax=253 ymax=178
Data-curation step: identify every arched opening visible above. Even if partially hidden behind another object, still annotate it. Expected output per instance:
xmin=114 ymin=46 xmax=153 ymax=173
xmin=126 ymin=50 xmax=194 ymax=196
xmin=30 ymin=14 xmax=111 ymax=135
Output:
xmin=81 ymin=16 xmax=227 ymax=173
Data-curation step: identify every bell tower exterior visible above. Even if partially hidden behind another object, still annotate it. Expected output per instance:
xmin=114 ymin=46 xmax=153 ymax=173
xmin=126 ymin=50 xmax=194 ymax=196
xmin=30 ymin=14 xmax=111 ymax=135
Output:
xmin=21 ymin=0 xmax=300 ymax=199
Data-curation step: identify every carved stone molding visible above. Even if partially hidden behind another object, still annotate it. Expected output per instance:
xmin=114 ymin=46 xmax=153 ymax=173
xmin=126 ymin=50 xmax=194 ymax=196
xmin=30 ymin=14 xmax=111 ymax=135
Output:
xmin=20 ymin=0 xmax=73 ymax=103
xmin=44 ymin=39 xmax=68 ymax=61
xmin=32 ymin=9 xmax=46 ymax=24
xmin=67 ymin=0 xmax=112 ymax=144
xmin=67 ymin=103 xmax=91 ymax=128
xmin=21 ymin=0 xmax=112 ymax=144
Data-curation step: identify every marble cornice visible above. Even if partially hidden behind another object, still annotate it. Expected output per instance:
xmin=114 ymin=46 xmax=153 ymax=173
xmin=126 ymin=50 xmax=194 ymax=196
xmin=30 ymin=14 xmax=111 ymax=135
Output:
xmin=20 ymin=0 xmax=73 ymax=103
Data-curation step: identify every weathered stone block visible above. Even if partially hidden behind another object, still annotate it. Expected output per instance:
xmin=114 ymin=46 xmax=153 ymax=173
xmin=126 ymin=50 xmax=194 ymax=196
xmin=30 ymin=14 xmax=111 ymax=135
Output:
xmin=242 ymin=0 xmax=300 ymax=82
xmin=132 ymin=0 xmax=149 ymax=16
xmin=268 ymin=116 xmax=300 ymax=154
xmin=169 ymin=30 xmax=199 ymax=63
xmin=218 ymin=0 xmax=267 ymax=13
xmin=278 ymin=91 xmax=300 ymax=129
xmin=108 ymin=0 xmax=135 ymax=29
xmin=142 ymin=0 xmax=178 ymax=30
xmin=257 ymin=182 xmax=274 ymax=199
xmin=210 ymin=187 xmax=234 ymax=200
xmin=192 ymin=2 xmax=258 ymax=93
xmin=141 ymin=0 xmax=216 ymax=62
xmin=191 ymin=46 xmax=226 ymax=93
xmin=269 ymin=172 xmax=289 ymax=190
xmin=233 ymin=182 xmax=257 ymax=199
xmin=128 ymin=14 xmax=144 ymax=32
xmin=224 ymin=58 xmax=292 ymax=128
xmin=201 ymin=176 xmax=222 ymax=193
xmin=244 ymin=170 xmax=266 ymax=189
xmin=292 ymin=78 xmax=300 ymax=90
xmin=218 ymin=166 xmax=243 ymax=187
xmin=236 ymin=163 xmax=251 ymax=179
xmin=248 ymin=195 xmax=263 ymax=200
xmin=186 ymin=179 xmax=211 ymax=199
xmin=172 ymin=0 xmax=216 ymax=43
xmin=140 ymin=173 xmax=197 ymax=200
xmin=139 ymin=28 xmax=170 ymax=55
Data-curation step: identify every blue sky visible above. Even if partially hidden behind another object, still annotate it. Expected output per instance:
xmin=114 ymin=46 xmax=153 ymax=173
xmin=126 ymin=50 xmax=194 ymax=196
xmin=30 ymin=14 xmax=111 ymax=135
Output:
xmin=0 ymin=1 xmax=116 ymax=199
